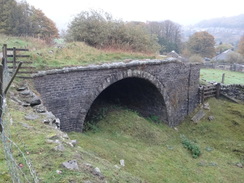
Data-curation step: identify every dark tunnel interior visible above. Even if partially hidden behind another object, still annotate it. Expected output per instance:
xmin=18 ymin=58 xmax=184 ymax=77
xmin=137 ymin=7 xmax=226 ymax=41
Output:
xmin=84 ymin=77 xmax=168 ymax=128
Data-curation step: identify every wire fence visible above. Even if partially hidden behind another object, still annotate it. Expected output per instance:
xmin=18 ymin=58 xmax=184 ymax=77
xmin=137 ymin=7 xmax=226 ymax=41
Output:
xmin=1 ymin=46 xmax=39 ymax=183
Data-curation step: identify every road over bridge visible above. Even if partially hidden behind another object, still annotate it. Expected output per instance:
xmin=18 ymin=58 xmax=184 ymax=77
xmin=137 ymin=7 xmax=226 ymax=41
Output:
xmin=33 ymin=59 xmax=201 ymax=132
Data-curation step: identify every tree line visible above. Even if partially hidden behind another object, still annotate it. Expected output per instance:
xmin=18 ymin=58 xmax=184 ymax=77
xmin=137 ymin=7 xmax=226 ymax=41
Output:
xmin=1 ymin=1 xmax=244 ymax=61
xmin=65 ymin=10 xmax=182 ymax=54
xmin=0 ymin=0 xmax=59 ymax=42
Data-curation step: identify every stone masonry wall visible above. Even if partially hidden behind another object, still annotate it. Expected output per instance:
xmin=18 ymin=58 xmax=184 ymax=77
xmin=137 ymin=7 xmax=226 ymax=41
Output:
xmin=33 ymin=59 xmax=201 ymax=132
xmin=221 ymin=84 xmax=244 ymax=101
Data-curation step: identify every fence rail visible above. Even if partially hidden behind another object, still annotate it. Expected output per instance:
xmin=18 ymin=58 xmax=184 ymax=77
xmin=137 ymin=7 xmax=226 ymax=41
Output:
xmin=2 ymin=44 xmax=35 ymax=79
xmin=199 ymin=83 xmax=221 ymax=103
xmin=1 ymin=44 xmax=39 ymax=183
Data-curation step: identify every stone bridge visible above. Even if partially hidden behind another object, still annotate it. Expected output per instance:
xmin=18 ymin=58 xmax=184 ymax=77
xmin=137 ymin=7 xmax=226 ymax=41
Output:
xmin=33 ymin=59 xmax=201 ymax=132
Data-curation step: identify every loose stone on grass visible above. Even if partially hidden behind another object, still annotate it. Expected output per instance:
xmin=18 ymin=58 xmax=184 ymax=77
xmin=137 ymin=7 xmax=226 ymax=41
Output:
xmin=62 ymin=160 xmax=79 ymax=170
xmin=191 ymin=109 xmax=206 ymax=123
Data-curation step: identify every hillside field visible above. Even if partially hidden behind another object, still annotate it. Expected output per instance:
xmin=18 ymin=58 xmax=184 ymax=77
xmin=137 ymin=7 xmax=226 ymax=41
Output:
xmin=0 ymin=93 xmax=243 ymax=182
xmin=200 ymin=68 xmax=244 ymax=85
xmin=0 ymin=35 xmax=244 ymax=182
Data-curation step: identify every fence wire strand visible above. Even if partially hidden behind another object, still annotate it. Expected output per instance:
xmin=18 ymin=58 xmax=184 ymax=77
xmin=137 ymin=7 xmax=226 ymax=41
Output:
xmin=1 ymin=53 xmax=39 ymax=183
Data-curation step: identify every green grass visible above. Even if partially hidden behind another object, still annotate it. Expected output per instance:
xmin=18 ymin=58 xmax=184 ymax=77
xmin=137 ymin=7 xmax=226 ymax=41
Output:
xmin=1 ymin=34 xmax=244 ymax=182
xmin=30 ymin=42 xmax=156 ymax=69
xmin=1 ymin=88 xmax=244 ymax=183
xmin=69 ymin=98 xmax=244 ymax=183
xmin=0 ymin=34 xmax=46 ymax=49
xmin=200 ymin=68 xmax=244 ymax=85
xmin=1 ymin=34 xmax=156 ymax=70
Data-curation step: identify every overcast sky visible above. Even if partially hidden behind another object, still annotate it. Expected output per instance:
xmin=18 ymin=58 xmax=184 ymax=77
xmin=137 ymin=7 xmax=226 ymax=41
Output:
xmin=23 ymin=0 xmax=244 ymax=30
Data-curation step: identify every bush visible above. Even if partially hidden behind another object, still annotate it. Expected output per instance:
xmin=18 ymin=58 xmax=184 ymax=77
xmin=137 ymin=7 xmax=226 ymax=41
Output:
xmin=66 ymin=10 xmax=159 ymax=53
xmin=181 ymin=135 xmax=201 ymax=158
xmin=189 ymin=54 xmax=204 ymax=63
xmin=226 ymin=52 xmax=244 ymax=64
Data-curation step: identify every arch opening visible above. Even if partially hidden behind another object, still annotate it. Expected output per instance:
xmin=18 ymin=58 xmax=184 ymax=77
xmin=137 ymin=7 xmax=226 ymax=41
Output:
xmin=84 ymin=77 xmax=168 ymax=130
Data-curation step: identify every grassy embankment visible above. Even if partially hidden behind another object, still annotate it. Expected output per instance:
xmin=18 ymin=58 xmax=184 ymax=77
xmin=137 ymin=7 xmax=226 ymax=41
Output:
xmin=0 ymin=34 xmax=156 ymax=70
xmin=0 ymin=96 xmax=243 ymax=182
xmin=0 ymin=35 xmax=243 ymax=182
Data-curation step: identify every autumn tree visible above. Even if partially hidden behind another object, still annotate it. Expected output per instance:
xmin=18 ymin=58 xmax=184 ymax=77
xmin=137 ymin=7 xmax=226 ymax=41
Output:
xmin=238 ymin=35 xmax=244 ymax=56
xmin=187 ymin=31 xmax=216 ymax=58
xmin=30 ymin=8 xmax=59 ymax=42
xmin=0 ymin=0 xmax=18 ymax=34
xmin=0 ymin=0 xmax=59 ymax=42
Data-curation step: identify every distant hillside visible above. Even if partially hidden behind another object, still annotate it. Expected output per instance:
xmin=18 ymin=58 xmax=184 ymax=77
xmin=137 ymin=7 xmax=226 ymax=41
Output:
xmin=184 ymin=14 xmax=244 ymax=45
xmin=196 ymin=14 xmax=244 ymax=29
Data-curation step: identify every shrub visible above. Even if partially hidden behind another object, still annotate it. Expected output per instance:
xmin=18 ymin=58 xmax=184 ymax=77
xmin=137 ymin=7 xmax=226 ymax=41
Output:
xmin=66 ymin=10 xmax=160 ymax=53
xmin=189 ymin=54 xmax=204 ymax=63
xmin=180 ymin=135 xmax=201 ymax=158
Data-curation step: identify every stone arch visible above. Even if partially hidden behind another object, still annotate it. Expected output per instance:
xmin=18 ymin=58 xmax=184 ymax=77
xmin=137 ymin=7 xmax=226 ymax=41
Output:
xmin=80 ymin=69 xmax=170 ymax=130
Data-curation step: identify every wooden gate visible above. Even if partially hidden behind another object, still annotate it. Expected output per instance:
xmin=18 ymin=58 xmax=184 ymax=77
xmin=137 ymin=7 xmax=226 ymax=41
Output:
xmin=199 ymin=83 xmax=221 ymax=103
xmin=2 ymin=44 xmax=35 ymax=79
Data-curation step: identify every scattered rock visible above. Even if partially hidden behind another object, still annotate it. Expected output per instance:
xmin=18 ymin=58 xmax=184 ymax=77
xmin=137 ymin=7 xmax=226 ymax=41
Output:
xmin=56 ymin=170 xmax=62 ymax=174
xmin=22 ymin=103 xmax=30 ymax=107
xmin=191 ymin=109 xmax=206 ymax=123
xmin=33 ymin=104 xmax=46 ymax=113
xmin=205 ymin=147 xmax=214 ymax=152
xmin=114 ymin=165 xmax=120 ymax=169
xmin=92 ymin=167 xmax=102 ymax=176
xmin=16 ymin=86 xmax=27 ymax=91
xmin=208 ymin=116 xmax=215 ymax=121
xmin=203 ymin=102 xmax=210 ymax=110
xmin=70 ymin=140 xmax=77 ymax=147
xmin=54 ymin=144 xmax=65 ymax=151
xmin=55 ymin=118 xmax=61 ymax=129
xmin=30 ymin=96 xmax=41 ymax=106
xmin=120 ymin=159 xmax=125 ymax=167
xmin=91 ymin=167 xmax=104 ymax=179
xmin=46 ymin=139 xmax=61 ymax=144
xmin=42 ymin=112 xmax=60 ymax=128
xmin=62 ymin=160 xmax=79 ymax=170
xmin=236 ymin=163 xmax=243 ymax=168
xmin=83 ymin=163 xmax=104 ymax=179
xmin=19 ymin=90 xmax=32 ymax=96
xmin=61 ymin=132 xmax=69 ymax=139
xmin=25 ymin=114 xmax=39 ymax=120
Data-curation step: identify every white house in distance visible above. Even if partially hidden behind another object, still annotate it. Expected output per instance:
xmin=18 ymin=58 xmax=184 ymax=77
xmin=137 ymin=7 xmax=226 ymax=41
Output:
xmin=212 ymin=49 xmax=234 ymax=61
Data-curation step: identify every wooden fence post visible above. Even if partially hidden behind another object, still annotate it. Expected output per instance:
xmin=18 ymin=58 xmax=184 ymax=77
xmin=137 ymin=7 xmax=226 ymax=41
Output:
xmin=201 ymin=86 xmax=204 ymax=104
xmin=221 ymin=73 xmax=225 ymax=84
xmin=13 ymin=47 xmax=16 ymax=71
xmin=2 ymin=44 xmax=7 ymax=60
xmin=216 ymin=83 xmax=221 ymax=99
xmin=0 ymin=60 xmax=3 ymax=133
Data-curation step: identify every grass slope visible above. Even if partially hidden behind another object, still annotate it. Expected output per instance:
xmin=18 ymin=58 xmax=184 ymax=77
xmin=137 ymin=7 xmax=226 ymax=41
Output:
xmin=69 ymin=99 xmax=244 ymax=183
xmin=1 ymin=96 xmax=243 ymax=183
xmin=0 ymin=34 xmax=156 ymax=70
xmin=200 ymin=68 xmax=244 ymax=85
